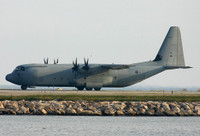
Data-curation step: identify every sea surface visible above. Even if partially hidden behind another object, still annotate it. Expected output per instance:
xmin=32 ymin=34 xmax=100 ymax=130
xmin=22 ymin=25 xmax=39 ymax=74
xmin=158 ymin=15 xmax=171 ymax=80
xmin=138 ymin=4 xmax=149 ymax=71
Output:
xmin=0 ymin=116 xmax=199 ymax=136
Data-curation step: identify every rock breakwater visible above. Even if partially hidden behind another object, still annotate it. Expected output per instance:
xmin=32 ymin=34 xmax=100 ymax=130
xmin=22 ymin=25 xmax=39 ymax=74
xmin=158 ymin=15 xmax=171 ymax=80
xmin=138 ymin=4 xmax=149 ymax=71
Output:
xmin=0 ymin=100 xmax=200 ymax=116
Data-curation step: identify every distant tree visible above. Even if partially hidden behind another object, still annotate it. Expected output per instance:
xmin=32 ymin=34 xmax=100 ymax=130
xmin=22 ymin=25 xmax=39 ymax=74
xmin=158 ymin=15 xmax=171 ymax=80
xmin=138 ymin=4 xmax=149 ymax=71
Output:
xmin=181 ymin=88 xmax=188 ymax=92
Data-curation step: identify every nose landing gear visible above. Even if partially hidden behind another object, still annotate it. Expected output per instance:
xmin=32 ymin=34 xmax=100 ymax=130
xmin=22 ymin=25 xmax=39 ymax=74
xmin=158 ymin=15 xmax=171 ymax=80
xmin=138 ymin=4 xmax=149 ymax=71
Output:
xmin=21 ymin=85 xmax=27 ymax=90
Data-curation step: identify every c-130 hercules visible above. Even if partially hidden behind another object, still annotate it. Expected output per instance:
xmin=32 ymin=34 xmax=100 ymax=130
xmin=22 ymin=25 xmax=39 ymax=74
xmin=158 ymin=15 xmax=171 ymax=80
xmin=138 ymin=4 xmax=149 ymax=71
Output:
xmin=6 ymin=26 xmax=191 ymax=90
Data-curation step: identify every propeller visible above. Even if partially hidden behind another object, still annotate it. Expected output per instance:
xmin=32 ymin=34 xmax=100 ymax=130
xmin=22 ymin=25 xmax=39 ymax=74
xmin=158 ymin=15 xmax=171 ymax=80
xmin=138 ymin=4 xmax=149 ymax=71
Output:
xmin=72 ymin=58 xmax=79 ymax=72
xmin=82 ymin=58 xmax=89 ymax=71
xmin=54 ymin=58 xmax=59 ymax=64
xmin=44 ymin=58 xmax=49 ymax=64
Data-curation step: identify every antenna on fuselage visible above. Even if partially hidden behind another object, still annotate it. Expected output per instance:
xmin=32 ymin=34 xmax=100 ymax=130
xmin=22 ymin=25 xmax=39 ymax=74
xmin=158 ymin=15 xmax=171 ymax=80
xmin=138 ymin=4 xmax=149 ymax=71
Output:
xmin=44 ymin=58 xmax=49 ymax=64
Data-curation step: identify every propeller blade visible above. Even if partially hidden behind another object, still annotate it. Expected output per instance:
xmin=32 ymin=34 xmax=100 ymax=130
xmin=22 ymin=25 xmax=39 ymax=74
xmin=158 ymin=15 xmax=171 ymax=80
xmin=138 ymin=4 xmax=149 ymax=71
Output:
xmin=82 ymin=58 xmax=89 ymax=71
xmin=84 ymin=58 xmax=86 ymax=64
xmin=72 ymin=58 xmax=79 ymax=72
xmin=44 ymin=58 xmax=49 ymax=64
xmin=54 ymin=58 xmax=59 ymax=64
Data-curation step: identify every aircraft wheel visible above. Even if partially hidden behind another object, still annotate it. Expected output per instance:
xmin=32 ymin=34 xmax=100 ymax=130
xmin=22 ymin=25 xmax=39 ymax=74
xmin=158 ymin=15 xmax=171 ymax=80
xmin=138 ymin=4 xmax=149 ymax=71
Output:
xmin=94 ymin=88 xmax=101 ymax=91
xmin=21 ymin=85 xmax=27 ymax=90
xmin=86 ymin=87 xmax=92 ymax=91
xmin=77 ymin=86 xmax=84 ymax=90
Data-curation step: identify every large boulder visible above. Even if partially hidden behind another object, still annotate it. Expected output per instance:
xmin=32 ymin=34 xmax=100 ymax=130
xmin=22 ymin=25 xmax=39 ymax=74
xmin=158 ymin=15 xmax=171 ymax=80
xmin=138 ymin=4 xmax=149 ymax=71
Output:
xmin=147 ymin=102 xmax=156 ymax=109
xmin=55 ymin=109 xmax=65 ymax=115
xmin=171 ymin=106 xmax=181 ymax=114
xmin=1 ymin=109 xmax=16 ymax=115
xmin=79 ymin=110 xmax=94 ymax=115
xmin=72 ymin=102 xmax=82 ymax=109
xmin=187 ymin=109 xmax=195 ymax=116
xmin=112 ymin=102 xmax=126 ymax=110
xmin=180 ymin=103 xmax=191 ymax=110
xmin=50 ymin=101 xmax=62 ymax=110
xmin=163 ymin=110 xmax=176 ymax=116
xmin=18 ymin=100 xmax=25 ymax=107
xmin=154 ymin=108 xmax=165 ymax=116
xmin=4 ymin=101 xmax=19 ymax=112
xmin=137 ymin=108 xmax=146 ymax=115
xmin=17 ymin=106 xmax=30 ymax=115
xmin=80 ymin=101 xmax=89 ymax=109
xmin=76 ymin=107 xmax=84 ymax=114
xmin=146 ymin=109 xmax=155 ymax=116
xmin=195 ymin=110 xmax=200 ymax=116
xmin=100 ymin=101 xmax=110 ymax=107
xmin=103 ymin=107 xmax=116 ymax=116
xmin=129 ymin=102 xmax=137 ymax=107
xmin=116 ymin=110 xmax=124 ymax=116
xmin=65 ymin=108 xmax=77 ymax=115
xmin=87 ymin=105 xmax=97 ymax=111
xmin=34 ymin=108 xmax=47 ymax=115
xmin=93 ymin=109 xmax=102 ymax=116
xmin=38 ymin=108 xmax=47 ymax=115
xmin=126 ymin=108 xmax=136 ymax=116
xmin=93 ymin=102 xmax=101 ymax=109
xmin=0 ymin=102 xmax=4 ymax=109
xmin=161 ymin=102 xmax=171 ymax=111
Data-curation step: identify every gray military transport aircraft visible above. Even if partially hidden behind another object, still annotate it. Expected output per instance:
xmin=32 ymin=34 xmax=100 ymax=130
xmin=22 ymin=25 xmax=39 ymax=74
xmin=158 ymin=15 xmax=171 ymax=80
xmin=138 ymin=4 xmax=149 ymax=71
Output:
xmin=6 ymin=26 xmax=191 ymax=90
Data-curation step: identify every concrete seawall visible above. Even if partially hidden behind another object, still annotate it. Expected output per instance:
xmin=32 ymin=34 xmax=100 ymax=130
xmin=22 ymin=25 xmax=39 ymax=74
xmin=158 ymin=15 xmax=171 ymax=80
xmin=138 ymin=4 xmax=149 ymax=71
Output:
xmin=0 ymin=100 xmax=200 ymax=116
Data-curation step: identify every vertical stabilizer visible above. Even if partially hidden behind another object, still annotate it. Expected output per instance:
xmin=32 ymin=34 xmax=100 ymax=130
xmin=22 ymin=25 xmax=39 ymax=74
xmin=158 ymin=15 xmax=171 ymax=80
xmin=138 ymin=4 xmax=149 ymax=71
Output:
xmin=154 ymin=26 xmax=185 ymax=66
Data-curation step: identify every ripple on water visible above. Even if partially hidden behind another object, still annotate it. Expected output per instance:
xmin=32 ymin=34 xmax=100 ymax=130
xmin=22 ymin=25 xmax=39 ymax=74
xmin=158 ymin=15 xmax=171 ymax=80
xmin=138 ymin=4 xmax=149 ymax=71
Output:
xmin=0 ymin=116 xmax=200 ymax=136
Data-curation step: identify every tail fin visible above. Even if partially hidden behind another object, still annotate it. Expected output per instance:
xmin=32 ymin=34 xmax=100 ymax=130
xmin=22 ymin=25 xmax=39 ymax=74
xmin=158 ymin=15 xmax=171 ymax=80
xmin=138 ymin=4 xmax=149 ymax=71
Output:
xmin=154 ymin=26 xmax=186 ymax=67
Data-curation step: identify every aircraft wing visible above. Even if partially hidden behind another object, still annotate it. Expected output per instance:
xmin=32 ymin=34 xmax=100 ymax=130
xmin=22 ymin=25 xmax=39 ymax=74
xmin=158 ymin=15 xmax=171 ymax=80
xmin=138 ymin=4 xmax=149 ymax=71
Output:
xmin=80 ymin=64 xmax=130 ymax=77
xmin=101 ymin=64 xmax=130 ymax=69
xmin=164 ymin=66 xmax=192 ymax=69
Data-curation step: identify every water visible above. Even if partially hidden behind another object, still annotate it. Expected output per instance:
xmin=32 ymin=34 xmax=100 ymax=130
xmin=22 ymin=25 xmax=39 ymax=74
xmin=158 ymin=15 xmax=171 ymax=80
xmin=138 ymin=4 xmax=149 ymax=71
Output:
xmin=0 ymin=116 xmax=199 ymax=136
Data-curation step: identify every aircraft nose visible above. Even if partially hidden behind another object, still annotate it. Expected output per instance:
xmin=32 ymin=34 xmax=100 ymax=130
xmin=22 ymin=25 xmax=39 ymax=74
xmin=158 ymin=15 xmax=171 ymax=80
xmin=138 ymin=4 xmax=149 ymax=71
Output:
xmin=6 ymin=74 xmax=12 ymax=82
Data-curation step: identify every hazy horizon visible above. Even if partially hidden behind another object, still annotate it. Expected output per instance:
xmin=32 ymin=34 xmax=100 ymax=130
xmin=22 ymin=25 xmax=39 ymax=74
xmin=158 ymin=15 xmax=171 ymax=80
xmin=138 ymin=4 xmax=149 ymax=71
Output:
xmin=0 ymin=84 xmax=199 ymax=92
xmin=0 ymin=0 xmax=199 ymax=89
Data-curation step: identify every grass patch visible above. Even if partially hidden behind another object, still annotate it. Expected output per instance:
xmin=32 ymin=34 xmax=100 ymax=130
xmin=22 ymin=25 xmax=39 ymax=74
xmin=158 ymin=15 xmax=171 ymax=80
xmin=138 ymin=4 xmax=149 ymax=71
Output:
xmin=0 ymin=94 xmax=200 ymax=102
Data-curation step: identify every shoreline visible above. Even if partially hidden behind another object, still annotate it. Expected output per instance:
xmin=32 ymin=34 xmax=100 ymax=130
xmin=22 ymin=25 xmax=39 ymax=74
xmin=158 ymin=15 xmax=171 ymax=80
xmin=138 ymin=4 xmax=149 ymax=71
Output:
xmin=1 ymin=100 xmax=200 ymax=116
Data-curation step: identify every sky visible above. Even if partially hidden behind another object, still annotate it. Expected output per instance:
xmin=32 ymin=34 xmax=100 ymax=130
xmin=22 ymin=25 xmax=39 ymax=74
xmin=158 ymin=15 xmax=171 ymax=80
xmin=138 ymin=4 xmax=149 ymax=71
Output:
xmin=0 ymin=0 xmax=199 ymax=89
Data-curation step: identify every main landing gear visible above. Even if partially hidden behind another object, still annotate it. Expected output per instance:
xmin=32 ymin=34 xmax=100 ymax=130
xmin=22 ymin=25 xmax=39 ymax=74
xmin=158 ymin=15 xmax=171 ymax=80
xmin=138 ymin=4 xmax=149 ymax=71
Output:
xmin=76 ymin=87 xmax=101 ymax=91
xmin=77 ymin=86 xmax=84 ymax=90
xmin=94 ymin=88 xmax=101 ymax=91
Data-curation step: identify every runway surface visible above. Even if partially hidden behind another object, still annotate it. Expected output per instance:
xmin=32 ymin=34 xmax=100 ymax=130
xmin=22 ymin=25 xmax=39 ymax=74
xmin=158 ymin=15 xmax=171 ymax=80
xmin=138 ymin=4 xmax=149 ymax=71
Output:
xmin=0 ymin=89 xmax=199 ymax=96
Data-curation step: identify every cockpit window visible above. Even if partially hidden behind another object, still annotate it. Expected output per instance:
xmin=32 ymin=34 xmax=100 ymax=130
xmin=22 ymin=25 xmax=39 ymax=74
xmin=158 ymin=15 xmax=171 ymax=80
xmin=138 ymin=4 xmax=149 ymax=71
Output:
xmin=15 ymin=66 xmax=25 ymax=71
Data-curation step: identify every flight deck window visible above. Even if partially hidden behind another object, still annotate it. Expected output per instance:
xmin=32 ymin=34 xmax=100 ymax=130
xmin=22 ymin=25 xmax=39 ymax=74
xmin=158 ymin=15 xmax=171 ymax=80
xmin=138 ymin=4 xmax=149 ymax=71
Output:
xmin=21 ymin=67 xmax=25 ymax=71
xmin=15 ymin=66 xmax=25 ymax=71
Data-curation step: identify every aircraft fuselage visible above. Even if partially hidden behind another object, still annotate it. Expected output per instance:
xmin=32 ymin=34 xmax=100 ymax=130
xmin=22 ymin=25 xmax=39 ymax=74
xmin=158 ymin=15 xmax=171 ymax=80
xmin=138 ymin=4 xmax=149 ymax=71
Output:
xmin=6 ymin=62 xmax=165 ymax=90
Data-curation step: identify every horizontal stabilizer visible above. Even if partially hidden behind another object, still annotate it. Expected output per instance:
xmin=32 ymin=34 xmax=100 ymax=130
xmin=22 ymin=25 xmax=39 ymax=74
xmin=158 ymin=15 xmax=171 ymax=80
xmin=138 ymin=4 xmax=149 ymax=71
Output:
xmin=164 ymin=66 xmax=192 ymax=70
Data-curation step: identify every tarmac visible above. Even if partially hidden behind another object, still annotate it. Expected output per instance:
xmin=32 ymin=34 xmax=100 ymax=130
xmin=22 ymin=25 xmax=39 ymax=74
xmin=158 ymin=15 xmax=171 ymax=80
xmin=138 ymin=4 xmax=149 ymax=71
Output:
xmin=0 ymin=89 xmax=199 ymax=96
